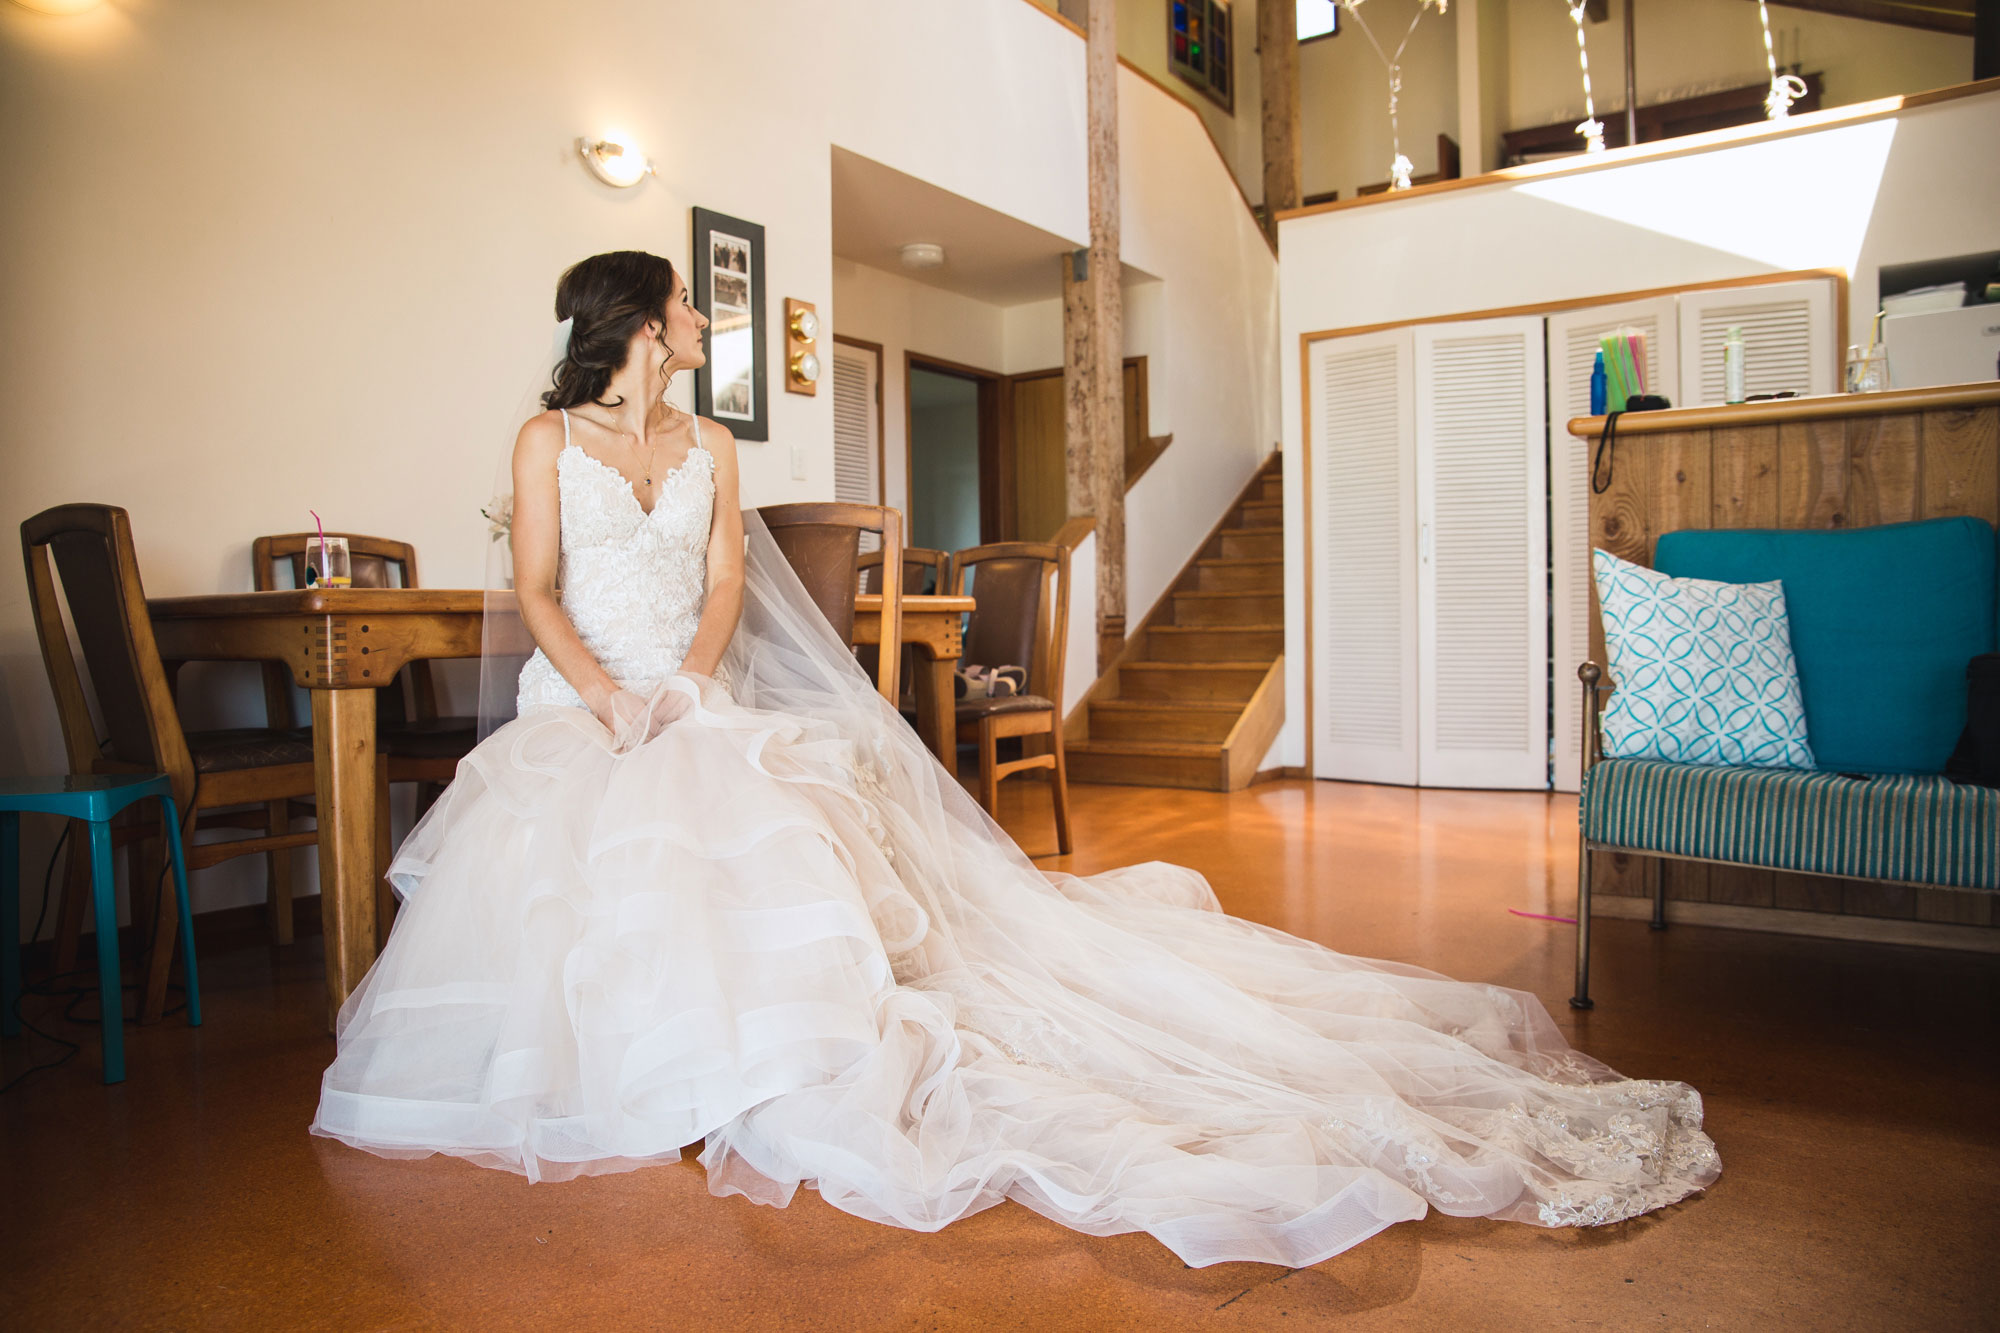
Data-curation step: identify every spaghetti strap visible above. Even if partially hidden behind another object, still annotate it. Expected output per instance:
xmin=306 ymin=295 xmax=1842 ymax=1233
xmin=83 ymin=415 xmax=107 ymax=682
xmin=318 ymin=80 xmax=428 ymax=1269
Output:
xmin=559 ymin=408 xmax=570 ymax=446
xmin=692 ymin=414 xmax=702 ymax=448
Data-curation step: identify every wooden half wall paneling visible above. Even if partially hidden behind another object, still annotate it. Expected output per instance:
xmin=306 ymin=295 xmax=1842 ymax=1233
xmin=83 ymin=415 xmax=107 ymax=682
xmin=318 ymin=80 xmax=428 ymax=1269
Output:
xmin=1578 ymin=385 xmax=2000 ymax=932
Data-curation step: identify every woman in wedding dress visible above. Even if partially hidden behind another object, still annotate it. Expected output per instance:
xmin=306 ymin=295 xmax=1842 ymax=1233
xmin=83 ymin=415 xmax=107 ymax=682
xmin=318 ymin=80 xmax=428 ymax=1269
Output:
xmin=311 ymin=250 xmax=1718 ymax=1268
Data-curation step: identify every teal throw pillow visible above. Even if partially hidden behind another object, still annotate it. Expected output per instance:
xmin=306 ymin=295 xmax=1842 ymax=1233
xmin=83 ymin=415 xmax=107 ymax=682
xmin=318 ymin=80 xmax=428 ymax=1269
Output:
xmin=1592 ymin=549 xmax=1815 ymax=769
xmin=1656 ymin=518 xmax=1998 ymax=775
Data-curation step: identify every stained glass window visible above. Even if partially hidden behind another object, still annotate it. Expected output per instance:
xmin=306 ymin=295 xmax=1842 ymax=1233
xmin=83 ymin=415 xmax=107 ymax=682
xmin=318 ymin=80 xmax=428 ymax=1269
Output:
xmin=1167 ymin=0 xmax=1233 ymax=112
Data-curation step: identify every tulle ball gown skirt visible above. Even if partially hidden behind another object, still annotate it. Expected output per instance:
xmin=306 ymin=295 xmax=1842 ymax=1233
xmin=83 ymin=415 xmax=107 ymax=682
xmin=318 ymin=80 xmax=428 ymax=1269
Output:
xmin=312 ymin=685 xmax=1718 ymax=1269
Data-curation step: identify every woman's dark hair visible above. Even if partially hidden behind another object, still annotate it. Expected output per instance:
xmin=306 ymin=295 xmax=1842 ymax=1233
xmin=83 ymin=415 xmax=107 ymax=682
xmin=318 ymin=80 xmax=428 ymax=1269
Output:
xmin=542 ymin=250 xmax=679 ymax=410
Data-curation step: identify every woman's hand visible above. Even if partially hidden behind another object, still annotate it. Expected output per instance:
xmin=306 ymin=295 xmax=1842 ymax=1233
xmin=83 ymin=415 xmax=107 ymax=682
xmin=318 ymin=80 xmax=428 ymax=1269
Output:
xmin=596 ymin=680 xmax=700 ymax=753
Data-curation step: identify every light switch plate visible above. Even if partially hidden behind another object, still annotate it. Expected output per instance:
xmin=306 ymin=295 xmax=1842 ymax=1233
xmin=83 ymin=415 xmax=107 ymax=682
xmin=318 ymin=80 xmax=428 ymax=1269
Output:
xmin=790 ymin=444 xmax=807 ymax=481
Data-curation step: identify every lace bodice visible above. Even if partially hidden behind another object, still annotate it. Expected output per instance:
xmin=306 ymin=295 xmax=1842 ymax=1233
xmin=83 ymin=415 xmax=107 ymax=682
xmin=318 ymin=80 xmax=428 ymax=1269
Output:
xmin=516 ymin=411 xmax=728 ymax=712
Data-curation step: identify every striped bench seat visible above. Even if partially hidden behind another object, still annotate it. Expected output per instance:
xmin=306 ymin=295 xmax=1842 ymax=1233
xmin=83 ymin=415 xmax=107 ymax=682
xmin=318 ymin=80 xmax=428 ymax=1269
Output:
xmin=1581 ymin=758 xmax=2000 ymax=891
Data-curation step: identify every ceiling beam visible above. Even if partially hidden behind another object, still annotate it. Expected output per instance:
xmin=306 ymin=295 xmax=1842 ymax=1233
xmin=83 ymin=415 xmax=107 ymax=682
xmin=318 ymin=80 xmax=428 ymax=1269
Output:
xmin=1755 ymin=0 xmax=1976 ymax=36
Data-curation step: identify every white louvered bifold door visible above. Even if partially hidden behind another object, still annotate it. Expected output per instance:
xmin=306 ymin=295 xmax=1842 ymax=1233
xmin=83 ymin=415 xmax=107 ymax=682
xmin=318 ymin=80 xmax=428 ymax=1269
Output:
xmin=832 ymin=342 xmax=882 ymax=506
xmin=1544 ymin=297 xmax=1678 ymax=792
xmin=1309 ymin=328 xmax=1418 ymax=785
xmin=1677 ymin=278 xmax=1837 ymax=407
xmin=1414 ymin=317 xmax=1549 ymax=790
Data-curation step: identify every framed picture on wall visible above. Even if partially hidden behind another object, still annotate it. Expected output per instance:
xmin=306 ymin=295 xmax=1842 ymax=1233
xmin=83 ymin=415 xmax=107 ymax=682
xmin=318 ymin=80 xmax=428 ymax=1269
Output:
xmin=691 ymin=207 xmax=768 ymax=441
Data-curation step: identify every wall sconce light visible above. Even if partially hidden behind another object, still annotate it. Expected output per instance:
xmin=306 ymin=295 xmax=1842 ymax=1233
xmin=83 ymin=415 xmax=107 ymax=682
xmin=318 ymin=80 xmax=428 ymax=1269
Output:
xmin=785 ymin=298 xmax=820 ymax=396
xmin=577 ymin=134 xmax=654 ymax=188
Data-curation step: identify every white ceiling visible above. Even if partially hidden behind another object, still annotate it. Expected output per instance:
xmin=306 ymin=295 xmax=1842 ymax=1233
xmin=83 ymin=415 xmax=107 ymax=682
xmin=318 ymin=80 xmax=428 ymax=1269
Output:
xmin=832 ymin=147 xmax=1148 ymax=307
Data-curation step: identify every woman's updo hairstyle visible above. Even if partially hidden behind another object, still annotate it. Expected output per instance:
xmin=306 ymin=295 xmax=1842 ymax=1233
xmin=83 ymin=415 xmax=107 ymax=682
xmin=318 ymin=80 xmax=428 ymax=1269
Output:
xmin=542 ymin=250 xmax=678 ymax=411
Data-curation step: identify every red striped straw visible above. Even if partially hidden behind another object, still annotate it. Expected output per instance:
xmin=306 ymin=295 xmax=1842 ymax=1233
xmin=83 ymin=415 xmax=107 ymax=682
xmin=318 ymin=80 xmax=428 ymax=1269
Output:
xmin=309 ymin=510 xmax=326 ymax=582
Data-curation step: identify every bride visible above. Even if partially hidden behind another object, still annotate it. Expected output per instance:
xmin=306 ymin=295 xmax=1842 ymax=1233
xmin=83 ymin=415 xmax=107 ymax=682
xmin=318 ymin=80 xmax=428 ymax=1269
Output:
xmin=312 ymin=250 xmax=1717 ymax=1268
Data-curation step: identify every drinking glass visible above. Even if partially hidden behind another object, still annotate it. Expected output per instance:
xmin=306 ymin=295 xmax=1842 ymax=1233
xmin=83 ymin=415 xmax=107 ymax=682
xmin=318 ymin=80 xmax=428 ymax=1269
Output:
xmin=307 ymin=535 xmax=352 ymax=587
xmin=1844 ymin=349 xmax=1888 ymax=394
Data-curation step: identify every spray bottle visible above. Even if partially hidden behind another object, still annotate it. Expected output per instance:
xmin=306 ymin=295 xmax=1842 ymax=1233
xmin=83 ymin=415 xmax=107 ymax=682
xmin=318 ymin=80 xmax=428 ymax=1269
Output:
xmin=1723 ymin=326 xmax=1746 ymax=404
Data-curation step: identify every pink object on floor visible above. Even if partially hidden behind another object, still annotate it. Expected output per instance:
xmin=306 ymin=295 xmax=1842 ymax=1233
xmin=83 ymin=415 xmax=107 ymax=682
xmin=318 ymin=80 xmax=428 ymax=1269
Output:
xmin=1508 ymin=908 xmax=1578 ymax=924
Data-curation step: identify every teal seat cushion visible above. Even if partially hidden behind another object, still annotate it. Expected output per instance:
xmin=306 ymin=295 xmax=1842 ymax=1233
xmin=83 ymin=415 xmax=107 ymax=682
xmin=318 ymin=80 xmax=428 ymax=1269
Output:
xmin=1656 ymin=518 xmax=1998 ymax=775
xmin=1581 ymin=758 xmax=2000 ymax=889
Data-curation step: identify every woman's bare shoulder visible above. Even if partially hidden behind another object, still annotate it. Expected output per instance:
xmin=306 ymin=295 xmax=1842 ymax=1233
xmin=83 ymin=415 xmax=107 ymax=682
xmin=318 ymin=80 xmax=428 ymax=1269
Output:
xmin=515 ymin=409 xmax=568 ymax=464
xmin=695 ymin=415 xmax=738 ymax=457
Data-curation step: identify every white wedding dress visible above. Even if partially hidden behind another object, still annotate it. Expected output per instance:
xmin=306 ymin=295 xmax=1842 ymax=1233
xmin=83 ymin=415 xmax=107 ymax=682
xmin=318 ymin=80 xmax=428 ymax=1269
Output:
xmin=311 ymin=412 xmax=1718 ymax=1268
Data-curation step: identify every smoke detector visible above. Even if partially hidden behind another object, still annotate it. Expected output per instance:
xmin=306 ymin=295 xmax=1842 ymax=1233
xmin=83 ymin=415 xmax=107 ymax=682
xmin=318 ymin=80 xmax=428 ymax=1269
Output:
xmin=899 ymin=242 xmax=946 ymax=270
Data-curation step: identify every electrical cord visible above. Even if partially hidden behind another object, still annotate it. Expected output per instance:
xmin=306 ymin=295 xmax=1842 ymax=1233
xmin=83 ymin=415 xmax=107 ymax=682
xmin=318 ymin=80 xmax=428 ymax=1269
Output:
xmin=2 ymin=774 xmax=200 ymax=1094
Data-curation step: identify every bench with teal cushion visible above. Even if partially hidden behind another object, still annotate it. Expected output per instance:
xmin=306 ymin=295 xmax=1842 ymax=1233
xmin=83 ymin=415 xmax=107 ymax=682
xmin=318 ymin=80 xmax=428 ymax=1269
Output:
xmin=1582 ymin=759 xmax=1999 ymax=889
xmin=1574 ymin=517 xmax=2000 ymax=1009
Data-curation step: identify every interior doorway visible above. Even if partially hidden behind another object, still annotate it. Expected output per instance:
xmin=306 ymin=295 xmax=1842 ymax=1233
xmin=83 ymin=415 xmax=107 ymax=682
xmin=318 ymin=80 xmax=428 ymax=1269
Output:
xmin=905 ymin=353 xmax=1005 ymax=555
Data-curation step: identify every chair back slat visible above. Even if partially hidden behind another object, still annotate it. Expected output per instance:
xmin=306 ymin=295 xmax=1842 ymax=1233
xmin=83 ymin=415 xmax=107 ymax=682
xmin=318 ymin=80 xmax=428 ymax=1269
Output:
xmin=860 ymin=547 xmax=944 ymax=595
xmin=952 ymin=542 xmax=1070 ymax=704
xmin=251 ymin=532 xmax=416 ymax=593
xmin=21 ymin=504 xmax=195 ymax=800
xmin=251 ymin=532 xmax=431 ymax=725
xmin=757 ymin=503 xmax=903 ymax=701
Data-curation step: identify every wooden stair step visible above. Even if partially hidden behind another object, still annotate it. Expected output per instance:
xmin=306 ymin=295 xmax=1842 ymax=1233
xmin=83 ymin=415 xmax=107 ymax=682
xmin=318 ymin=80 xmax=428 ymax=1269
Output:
xmin=1088 ymin=699 xmax=1241 ymax=743
xmin=1065 ymin=737 xmax=1229 ymax=791
xmin=1116 ymin=661 xmax=1266 ymax=702
xmin=1145 ymin=624 xmax=1283 ymax=662
xmin=1233 ymin=501 xmax=1282 ymax=529
xmin=1258 ymin=476 xmax=1283 ymax=502
xmin=1189 ymin=557 xmax=1283 ymax=592
xmin=1214 ymin=529 xmax=1281 ymax=559
xmin=1172 ymin=590 xmax=1283 ymax=626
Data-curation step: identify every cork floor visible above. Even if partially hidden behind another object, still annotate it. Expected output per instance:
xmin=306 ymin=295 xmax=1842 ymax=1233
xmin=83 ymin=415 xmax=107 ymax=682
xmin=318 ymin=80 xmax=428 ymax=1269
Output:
xmin=4 ymin=778 xmax=1997 ymax=1330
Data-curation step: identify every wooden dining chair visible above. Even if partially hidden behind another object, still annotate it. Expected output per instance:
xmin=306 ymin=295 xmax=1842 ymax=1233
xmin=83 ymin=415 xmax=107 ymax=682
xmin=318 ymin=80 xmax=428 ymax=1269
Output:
xmin=756 ymin=503 xmax=904 ymax=703
xmin=22 ymin=504 xmax=320 ymax=1022
xmin=951 ymin=542 xmax=1073 ymax=856
xmin=253 ymin=532 xmax=476 ymax=946
xmin=859 ymin=547 xmax=946 ymax=596
xmin=858 ymin=546 xmax=946 ymax=712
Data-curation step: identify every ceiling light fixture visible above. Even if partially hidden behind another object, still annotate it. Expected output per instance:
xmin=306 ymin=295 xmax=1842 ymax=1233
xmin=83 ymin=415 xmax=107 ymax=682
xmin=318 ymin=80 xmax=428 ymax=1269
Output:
xmin=577 ymin=134 xmax=654 ymax=188
xmin=899 ymin=242 xmax=946 ymax=270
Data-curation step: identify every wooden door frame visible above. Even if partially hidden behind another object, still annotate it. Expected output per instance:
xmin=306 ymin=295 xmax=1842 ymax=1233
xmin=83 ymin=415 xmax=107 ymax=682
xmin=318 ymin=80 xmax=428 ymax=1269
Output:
xmin=905 ymin=351 xmax=1012 ymax=545
xmin=831 ymin=334 xmax=886 ymax=505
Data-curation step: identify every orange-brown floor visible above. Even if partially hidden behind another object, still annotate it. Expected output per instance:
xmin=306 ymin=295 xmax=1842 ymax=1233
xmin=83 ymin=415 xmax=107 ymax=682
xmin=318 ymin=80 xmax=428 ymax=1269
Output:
xmin=4 ymin=779 xmax=1997 ymax=1330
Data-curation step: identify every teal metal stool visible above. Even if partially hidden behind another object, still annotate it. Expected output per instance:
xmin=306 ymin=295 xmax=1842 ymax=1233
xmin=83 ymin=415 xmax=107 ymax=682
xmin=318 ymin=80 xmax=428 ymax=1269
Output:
xmin=1 ymin=774 xmax=200 ymax=1084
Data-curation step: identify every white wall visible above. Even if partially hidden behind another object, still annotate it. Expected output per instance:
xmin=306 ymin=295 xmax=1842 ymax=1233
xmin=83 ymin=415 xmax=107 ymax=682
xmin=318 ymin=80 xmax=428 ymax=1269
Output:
xmin=831 ymin=258 xmax=1011 ymax=518
xmin=1115 ymin=0 xmax=1265 ymax=206
xmin=1 ymin=0 xmax=1278 ymax=922
xmin=1119 ymin=60 xmax=1282 ymax=632
xmin=1273 ymin=86 xmax=2000 ymax=771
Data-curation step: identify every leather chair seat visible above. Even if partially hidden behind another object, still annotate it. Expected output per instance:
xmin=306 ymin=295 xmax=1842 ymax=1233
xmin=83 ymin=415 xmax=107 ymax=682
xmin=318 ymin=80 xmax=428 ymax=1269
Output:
xmin=379 ymin=716 xmax=478 ymax=760
xmin=956 ymin=693 xmax=1055 ymax=720
xmin=187 ymin=728 xmax=316 ymax=773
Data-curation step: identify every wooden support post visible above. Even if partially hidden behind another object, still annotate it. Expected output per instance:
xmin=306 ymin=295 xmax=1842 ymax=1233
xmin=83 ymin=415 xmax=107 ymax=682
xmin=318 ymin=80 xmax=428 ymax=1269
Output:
xmin=1258 ymin=0 xmax=1301 ymax=243
xmin=1065 ymin=0 xmax=1125 ymax=676
xmin=1623 ymin=0 xmax=1638 ymax=148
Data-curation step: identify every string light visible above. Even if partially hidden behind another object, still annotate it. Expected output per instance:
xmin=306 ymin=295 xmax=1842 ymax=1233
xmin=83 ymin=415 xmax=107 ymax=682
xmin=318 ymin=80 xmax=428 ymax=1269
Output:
xmin=1338 ymin=0 xmax=1449 ymax=191
xmin=1567 ymin=1 xmax=1606 ymax=153
xmin=1758 ymin=1 xmax=1808 ymax=118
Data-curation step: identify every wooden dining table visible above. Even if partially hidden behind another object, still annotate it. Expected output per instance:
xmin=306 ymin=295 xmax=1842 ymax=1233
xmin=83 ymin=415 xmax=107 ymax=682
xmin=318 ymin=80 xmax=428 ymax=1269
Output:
xmin=146 ymin=586 xmax=971 ymax=1024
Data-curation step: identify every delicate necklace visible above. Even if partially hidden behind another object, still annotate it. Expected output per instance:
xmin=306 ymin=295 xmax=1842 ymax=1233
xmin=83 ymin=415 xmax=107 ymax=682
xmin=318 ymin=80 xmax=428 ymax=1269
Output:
xmin=636 ymin=403 xmax=679 ymax=486
xmin=591 ymin=404 xmax=673 ymax=486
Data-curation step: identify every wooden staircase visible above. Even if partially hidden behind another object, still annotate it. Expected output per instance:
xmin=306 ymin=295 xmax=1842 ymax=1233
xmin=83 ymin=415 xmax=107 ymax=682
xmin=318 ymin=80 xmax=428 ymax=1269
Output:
xmin=1065 ymin=455 xmax=1285 ymax=791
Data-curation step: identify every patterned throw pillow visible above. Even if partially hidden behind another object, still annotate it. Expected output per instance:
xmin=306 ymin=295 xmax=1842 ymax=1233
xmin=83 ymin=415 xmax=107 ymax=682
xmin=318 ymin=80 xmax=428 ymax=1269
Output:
xmin=1592 ymin=549 xmax=1815 ymax=769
